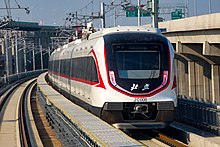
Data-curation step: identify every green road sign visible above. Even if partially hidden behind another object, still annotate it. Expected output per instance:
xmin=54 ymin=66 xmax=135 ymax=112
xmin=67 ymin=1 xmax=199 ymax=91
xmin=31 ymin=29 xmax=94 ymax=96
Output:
xmin=158 ymin=17 xmax=164 ymax=22
xmin=171 ymin=9 xmax=183 ymax=20
xmin=126 ymin=6 xmax=151 ymax=17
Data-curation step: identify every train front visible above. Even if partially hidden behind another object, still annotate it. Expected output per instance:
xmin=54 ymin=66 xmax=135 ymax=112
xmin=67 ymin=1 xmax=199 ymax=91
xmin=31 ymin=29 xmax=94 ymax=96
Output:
xmin=101 ymin=31 xmax=177 ymax=129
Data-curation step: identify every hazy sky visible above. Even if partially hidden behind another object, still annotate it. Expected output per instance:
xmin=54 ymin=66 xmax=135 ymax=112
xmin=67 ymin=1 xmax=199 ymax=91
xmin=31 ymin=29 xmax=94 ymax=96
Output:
xmin=1 ymin=0 xmax=220 ymax=27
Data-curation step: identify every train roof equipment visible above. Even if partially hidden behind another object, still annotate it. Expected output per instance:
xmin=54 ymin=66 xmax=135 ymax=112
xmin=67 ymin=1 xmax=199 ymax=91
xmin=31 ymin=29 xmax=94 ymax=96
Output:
xmin=51 ymin=24 xmax=162 ymax=53
xmin=88 ymin=26 xmax=161 ymax=40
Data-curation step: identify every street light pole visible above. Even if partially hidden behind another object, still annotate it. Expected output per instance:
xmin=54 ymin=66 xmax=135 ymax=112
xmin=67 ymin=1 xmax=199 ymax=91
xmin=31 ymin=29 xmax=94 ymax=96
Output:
xmin=23 ymin=39 xmax=27 ymax=72
xmin=32 ymin=44 xmax=35 ymax=70
xmin=4 ymin=32 xmax=9 ymax=77
xmin=15 ymin=33 xmax=19 ymax=74
xmin=40 ymin=45 xmax=43 ymax=69
xmin=114 ymin=6 xmax=117 ymax=27
xmin=186 ymin=0 xmax=189 ymax=17
xmin=48 ymin=46 xmax=51 ymax=57
xmin=101 ymin=3 xmax=106 ymax=28
xmin=152 ymin=0 xmax=159 ymax=28
xmin=209 ymin=0 xmax=212 ymax=14
xmin=194 ymin=0 xmax=197 ymax=16
xmin=138 ymin=0 xmax=141 ymax=26
xmin=39 ymin=38 xmax=43 ymax=70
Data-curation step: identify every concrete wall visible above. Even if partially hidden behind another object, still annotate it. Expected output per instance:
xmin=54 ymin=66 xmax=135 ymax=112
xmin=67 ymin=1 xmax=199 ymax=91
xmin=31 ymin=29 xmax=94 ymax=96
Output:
xmin=159 ymin=13 xmax=220 ymax=32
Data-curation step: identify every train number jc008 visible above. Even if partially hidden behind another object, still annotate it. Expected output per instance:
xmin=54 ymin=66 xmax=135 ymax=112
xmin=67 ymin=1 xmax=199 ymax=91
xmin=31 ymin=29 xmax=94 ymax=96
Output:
xmin=134 ymin=98 xmax=148 ymax=102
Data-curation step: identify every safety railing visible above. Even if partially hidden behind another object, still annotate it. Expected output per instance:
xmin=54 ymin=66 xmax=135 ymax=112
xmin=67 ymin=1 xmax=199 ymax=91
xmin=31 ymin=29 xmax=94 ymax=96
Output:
xmin=175 ymin=95 xmax=220 ymax=135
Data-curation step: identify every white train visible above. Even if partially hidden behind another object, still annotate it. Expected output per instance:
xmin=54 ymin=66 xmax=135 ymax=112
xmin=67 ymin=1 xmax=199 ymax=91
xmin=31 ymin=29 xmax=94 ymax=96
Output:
xmin=48 ymin=26 xmax=177 ymax=129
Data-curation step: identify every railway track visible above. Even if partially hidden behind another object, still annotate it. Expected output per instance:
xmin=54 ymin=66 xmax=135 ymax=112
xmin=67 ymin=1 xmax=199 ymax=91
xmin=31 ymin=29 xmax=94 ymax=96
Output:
xmin=0 ymin=78 xmax=61 ymax=146
xmin=151 ymin=130 xmax=188 ymax=147
xmin=126 ymin=128 xmax=188 ymax=147
xmin=0 ymin=73 xmax=189 ymax=147
xmin=19 ymin=79 xmax=37 ymax=146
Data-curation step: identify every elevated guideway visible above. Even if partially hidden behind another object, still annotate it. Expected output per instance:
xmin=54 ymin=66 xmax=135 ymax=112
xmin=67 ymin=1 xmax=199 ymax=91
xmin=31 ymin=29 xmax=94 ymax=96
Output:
xmin=37 ymin=73 xmax=142 ymax=146
xmin=155 ymin=13 xmax=220 ymax=103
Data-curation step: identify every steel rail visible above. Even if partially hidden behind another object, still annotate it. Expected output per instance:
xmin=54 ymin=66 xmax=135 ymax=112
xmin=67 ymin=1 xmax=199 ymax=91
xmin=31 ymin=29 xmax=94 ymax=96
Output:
xmin=0 ymin=77 xmax=34 ymax=107
xmin=0 ymin=78 xmax=37 ymax=146
xmin=152 ymin=130 xmax=188 ymax=147
xmin=18 ymin=79 xmax=37 ymax=147
xmin=127 ymin=129 xmax=188 ymax=147
xmin=0 ymin=81 xmax=24 ymax=111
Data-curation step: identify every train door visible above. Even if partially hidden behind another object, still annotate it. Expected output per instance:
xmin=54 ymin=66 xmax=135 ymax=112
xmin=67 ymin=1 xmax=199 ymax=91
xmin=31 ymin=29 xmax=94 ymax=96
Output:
xmin=53 ymin=54 xmax=58 ymax=85
xmin=54 ymin=60 xmax=58 ymax=86
xmin=60 ymin=51 xmax=66 ymax=91
xmin=70 ymin=49 xmax=76 ymax=98
xmin=64 ymin=59 xmax=68 ymax=92
xmin=78 ymin=56 xmax=84 ymax=101
xmin=66 ymin=58 xmax=71 ymax=96
xmin=60 ymin=59 xmax=64 ymax=89
xmin=81 ymin=57 xmax=88 ymax=103
xmin=57 ymin=55 xmax=62 ymax=90
xmin=63 ymin=58 xmax=68 ymax=91
xmin=86 ymin=56 xmax=94 ymax=105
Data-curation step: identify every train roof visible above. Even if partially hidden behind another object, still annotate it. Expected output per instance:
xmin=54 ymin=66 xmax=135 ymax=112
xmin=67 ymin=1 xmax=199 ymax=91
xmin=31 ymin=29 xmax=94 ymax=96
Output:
xmin=89 ymin=26 xmax=161 ymax=40
xmin=50 ymin=26 xmax=162 ymax=56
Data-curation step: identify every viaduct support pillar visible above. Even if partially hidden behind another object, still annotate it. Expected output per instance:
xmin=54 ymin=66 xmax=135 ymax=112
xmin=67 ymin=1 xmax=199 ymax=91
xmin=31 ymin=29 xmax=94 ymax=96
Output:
xmin=188 ymin=61 xmax=196 ymax=98
xmin=211 ymin=65 xmax=220 ymax=104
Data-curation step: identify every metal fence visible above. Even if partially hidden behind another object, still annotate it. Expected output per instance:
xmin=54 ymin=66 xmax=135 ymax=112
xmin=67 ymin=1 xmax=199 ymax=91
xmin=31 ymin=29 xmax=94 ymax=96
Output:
xmin=0 ymin=69 xmax=46 ymax=88
xmin=175 ymin=95 xmax=220 ymax=135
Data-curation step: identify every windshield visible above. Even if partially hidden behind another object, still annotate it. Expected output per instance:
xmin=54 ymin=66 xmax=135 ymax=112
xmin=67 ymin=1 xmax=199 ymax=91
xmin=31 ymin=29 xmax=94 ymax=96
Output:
xmin=114 ymin=44 xmax=160 ymax=79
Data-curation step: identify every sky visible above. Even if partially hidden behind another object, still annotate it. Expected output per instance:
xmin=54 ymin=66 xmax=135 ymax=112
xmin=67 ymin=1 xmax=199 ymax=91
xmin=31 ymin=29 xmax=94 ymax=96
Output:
xmin=0 ymin=0 xmax=220 ymax=27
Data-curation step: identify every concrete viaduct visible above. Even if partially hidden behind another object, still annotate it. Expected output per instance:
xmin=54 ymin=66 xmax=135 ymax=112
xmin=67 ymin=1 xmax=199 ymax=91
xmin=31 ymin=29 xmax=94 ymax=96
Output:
xmin=150 ymin=13 xmax=220 ymax=105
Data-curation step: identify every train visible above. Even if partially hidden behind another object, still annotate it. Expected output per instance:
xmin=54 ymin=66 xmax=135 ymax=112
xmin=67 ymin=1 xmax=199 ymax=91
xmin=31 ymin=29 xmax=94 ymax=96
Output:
xmin=48 ymin=26 xmax=177 ymax=129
